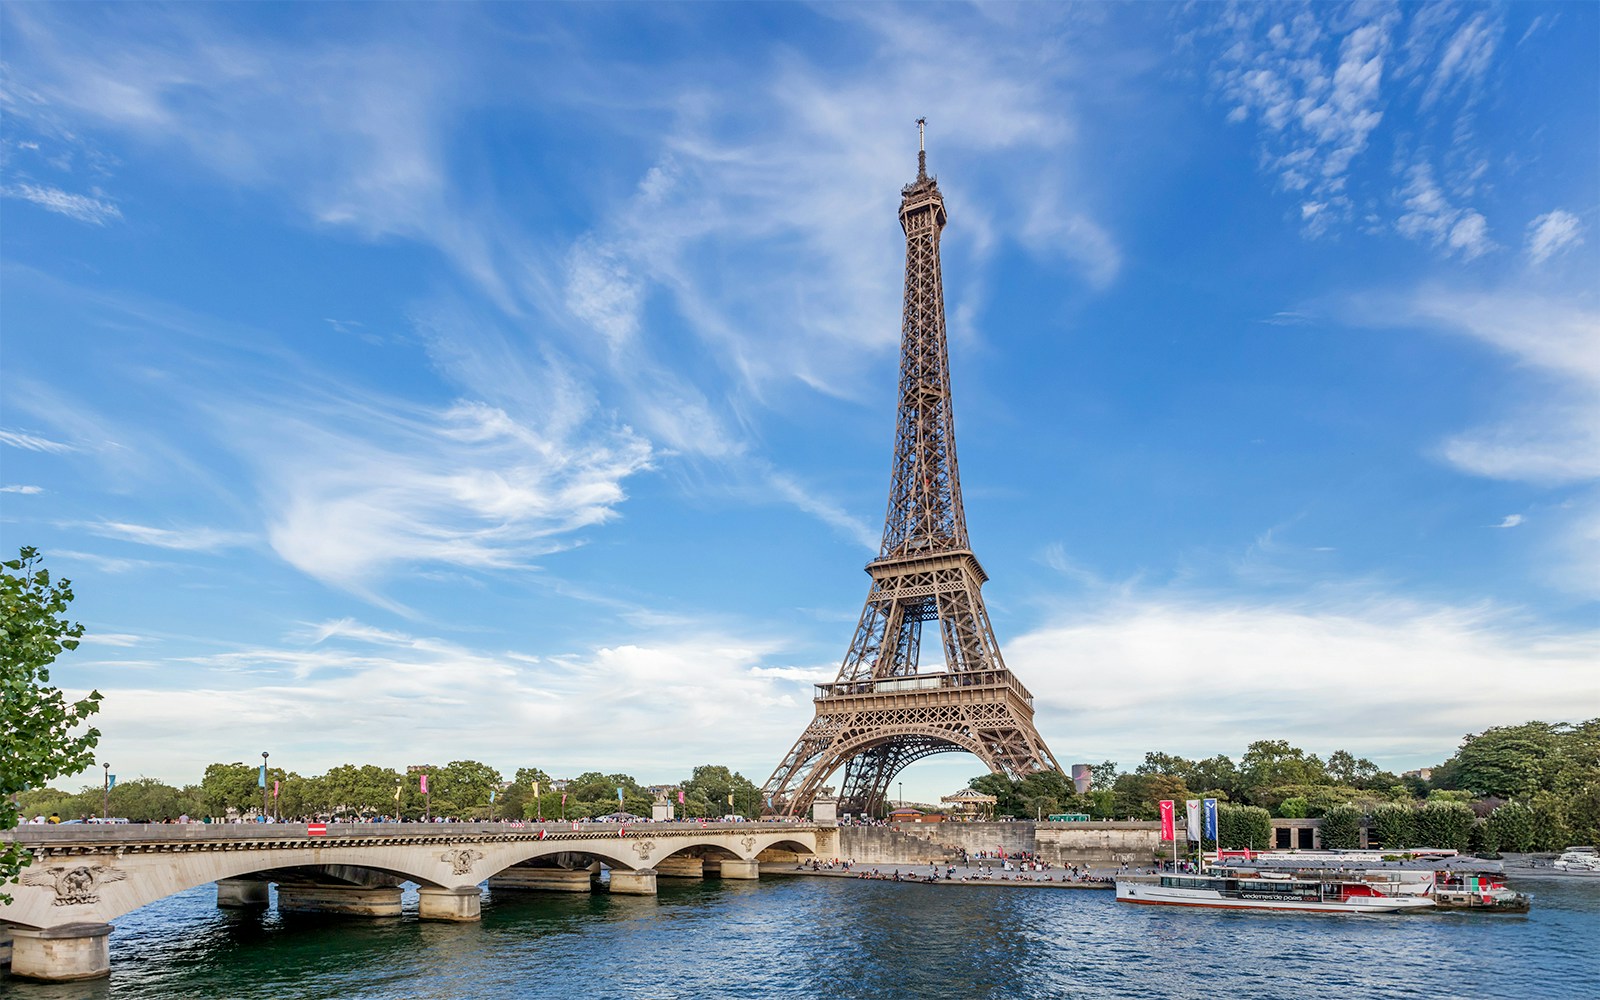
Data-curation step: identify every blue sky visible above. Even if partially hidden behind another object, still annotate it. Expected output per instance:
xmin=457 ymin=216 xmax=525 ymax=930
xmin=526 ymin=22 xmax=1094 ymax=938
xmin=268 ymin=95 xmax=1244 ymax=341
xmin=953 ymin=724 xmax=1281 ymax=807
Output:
xmin=2 ymin=2 xmax=1596 ymax=801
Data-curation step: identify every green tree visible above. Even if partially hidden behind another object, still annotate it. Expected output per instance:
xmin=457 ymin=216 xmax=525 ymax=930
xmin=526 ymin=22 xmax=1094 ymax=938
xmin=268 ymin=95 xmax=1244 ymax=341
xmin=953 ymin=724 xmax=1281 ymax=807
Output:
xmin=1217 ymin=804 xmax=1272 ymax=851
xmin=1414 ymin=801 xmax=1476 ymax=852
xmin=2 ymin=547 xmax=102 ymax=902
xmin=1088 ymin=761 xmax=1121 ymax=792
xmin=1436 ymin=722 xmax=1569 ymax=799
xmin=1325 ymin=750 xmax=1380 ymax=787
xmin=201 ymin=762 xmax=265 ymax=816
xmin=1485 ymin=801 xmax=1536 ymax=853
xmin=1371 ymin=803 xmax=1416 ymax=850
xmin=1240 ymin=740 xmax=1328 ymax=802
xmin=1320 ymin=804 xmax=1363 ymax=850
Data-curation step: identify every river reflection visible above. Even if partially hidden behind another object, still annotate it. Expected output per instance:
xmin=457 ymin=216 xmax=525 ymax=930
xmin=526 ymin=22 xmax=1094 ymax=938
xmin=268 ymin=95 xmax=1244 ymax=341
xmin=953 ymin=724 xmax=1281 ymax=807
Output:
xmin=4 ymin=875 xmax=1596 ymax=999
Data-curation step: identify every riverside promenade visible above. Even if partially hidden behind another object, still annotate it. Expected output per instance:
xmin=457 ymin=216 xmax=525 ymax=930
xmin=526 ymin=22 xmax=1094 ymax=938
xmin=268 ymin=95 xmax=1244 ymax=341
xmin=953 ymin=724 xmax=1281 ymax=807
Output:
xmin=765 ymin=860 xmax=1123 ymax=889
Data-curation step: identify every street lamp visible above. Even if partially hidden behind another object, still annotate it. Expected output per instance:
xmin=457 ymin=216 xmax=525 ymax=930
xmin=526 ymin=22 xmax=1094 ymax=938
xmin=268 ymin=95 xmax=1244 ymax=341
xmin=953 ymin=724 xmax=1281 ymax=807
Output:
xmin=899 ymin=781 xmax=904 ymax=810
xmin=554 ymin=780 xmax=569 ymax=822
xmin=261 ymin=752 xmax=270 ymax=823
xmin=102 ymin=763 xmax=110 ymax=821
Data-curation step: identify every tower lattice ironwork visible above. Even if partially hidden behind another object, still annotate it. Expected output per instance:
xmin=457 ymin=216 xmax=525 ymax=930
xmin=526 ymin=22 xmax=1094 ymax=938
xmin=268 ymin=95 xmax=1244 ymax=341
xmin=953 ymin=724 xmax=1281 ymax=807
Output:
xmin=762 ymin=124 xmax=1061 ymax=818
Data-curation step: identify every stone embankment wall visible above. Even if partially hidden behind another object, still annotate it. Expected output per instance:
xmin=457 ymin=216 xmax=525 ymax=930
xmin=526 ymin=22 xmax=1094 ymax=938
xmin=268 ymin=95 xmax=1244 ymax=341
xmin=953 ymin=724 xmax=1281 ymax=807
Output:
xmin=1035 ymin=822 xmax=1165 ymax=865
xmin=836 ymin=821 xmax=1166 ymax=866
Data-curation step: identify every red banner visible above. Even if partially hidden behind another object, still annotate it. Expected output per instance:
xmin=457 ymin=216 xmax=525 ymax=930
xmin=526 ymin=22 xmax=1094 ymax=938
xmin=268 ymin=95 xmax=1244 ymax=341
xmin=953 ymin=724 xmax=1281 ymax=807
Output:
xmin=1158 ymin=800 xmax=1175 ymax=841
xmin=307 ymin=823 xmax=328 ymax=837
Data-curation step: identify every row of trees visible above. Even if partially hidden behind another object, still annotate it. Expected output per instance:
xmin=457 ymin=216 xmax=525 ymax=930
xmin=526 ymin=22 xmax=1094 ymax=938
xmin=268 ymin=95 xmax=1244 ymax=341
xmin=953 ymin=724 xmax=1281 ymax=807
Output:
xmin=17 ymin=761 xmax=768 ymax=825
xmin=966 ymin=723 xmax=1598 ymax=850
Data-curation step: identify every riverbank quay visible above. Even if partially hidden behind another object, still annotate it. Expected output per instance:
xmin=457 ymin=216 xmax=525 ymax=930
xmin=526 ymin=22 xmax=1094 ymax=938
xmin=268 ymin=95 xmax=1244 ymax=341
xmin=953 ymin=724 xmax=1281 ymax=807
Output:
xmin=761 ymin=862 xmax=1119 ymax=889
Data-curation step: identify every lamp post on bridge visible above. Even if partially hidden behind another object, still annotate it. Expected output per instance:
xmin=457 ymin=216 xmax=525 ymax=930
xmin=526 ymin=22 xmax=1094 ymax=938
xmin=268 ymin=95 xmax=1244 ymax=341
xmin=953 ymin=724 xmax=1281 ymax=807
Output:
xmin=261 ymin=752 xmax=270 ymax=823
xmin=102 ymin=762 xmax=109 ymax=821
xmin=553 ymin=780 xmax=569 ymax=822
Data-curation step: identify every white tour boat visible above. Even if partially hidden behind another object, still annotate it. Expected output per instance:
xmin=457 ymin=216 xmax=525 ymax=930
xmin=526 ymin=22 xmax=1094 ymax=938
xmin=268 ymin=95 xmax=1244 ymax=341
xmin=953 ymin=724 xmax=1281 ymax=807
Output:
xmin=1116 ymin=870 xmax=1435 ymax=914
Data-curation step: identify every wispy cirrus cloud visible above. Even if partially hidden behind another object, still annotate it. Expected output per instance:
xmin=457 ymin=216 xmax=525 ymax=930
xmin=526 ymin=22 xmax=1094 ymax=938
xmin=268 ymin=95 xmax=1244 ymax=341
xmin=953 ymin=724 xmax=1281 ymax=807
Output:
xmin=2 ymin=183 xmax=122 ymax=224
xmin=0 ymin=428 xmax=77 ymax=453
xmin=0 ymin=484 xmax=45 ymax=494
xmin=81 ymin=520 xmax=253 ymax=552
xmin=1526 ymin=210 xmax=1585 ymax=266
xmin=1203 ymin=4 xmax=1507 ymax=254
xmin=1395 ymin=162 xmax=1493 ymax=260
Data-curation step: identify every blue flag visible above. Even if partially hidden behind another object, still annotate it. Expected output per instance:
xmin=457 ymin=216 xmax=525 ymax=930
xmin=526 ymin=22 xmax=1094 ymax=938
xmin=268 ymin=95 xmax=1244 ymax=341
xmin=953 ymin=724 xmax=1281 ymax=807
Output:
xmin=108 ymin=774 xmax=116 ymax=790
xmin=258 ymin=764 xmax=267 ymax=788
xmin=489 ymin=790 xmax=496 ymax=803
xmin=616 ymin=787 xmax=624 ymax=802
xmin=1203 ymin=798 xmax=1218 ymax=841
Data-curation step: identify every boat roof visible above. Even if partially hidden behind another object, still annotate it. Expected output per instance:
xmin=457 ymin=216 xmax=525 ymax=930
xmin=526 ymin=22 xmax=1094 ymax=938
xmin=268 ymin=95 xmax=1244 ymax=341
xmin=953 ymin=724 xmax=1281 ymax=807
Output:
xmin=1215 ymin=856 xmax=1503 ymax=874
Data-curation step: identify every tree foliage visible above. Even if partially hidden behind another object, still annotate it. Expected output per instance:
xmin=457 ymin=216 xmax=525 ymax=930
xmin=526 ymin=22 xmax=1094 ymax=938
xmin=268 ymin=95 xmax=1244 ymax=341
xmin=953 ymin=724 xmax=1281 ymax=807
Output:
xmin=1414 ymin=801 xmax=1476 ymax=852
xmin=2 ymin=547 xmax=102 ymax=902
xmin=1217 ymin=805 xmax=1272 ymax=851
xmin=1319 ymin=804 xmax=1363 ymax=850
xmin=1371 ymin=803 xmax=1416 ymax=849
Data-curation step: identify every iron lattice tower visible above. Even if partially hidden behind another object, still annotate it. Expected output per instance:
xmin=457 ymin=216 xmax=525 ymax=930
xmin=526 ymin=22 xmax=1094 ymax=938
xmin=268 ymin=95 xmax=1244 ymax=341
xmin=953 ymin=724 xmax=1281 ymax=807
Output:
xmin=762 ymin=124 xmax=1061 ymax=817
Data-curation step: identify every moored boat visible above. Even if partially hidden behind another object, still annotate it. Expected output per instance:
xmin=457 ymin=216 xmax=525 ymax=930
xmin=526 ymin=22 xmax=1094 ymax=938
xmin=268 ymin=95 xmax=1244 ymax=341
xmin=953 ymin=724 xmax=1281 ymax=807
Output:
xmin=1432 ymin=873 xmax=1530 ymax=912
xmin=1115 ymin=871 xmax=1435 ymax=913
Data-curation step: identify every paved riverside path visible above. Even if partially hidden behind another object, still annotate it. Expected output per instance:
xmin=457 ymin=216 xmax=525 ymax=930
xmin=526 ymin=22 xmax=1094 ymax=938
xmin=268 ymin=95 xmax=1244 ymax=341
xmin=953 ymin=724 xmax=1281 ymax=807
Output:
xmin=763 ymin=861 xmax=1129 ymax=889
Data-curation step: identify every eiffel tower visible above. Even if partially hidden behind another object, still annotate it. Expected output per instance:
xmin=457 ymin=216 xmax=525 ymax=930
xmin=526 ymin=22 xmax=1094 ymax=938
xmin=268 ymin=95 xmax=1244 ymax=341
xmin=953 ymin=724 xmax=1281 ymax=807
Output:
xmin=762 ymin=122 xmax=1061 ymax=818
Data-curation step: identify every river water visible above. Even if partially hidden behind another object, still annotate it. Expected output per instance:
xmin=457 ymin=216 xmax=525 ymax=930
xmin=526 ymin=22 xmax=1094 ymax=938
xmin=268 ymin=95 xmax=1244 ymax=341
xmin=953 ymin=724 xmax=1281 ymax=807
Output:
xmin=5 ymin=874 xmax=1596 ymax=999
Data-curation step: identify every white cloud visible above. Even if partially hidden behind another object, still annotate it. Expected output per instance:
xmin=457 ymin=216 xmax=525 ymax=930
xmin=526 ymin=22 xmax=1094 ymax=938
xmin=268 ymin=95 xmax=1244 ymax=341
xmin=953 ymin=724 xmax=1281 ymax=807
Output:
xmin=1372 ymin=287 xmax=1600 ymax=597
xmin=0 ymin=484 xmax=45 ymax=494
xmin=1418 ymin=14 xmax=1502 ymax=111
xmin=1208 ymin=6 xmax=1508 ymax=250
xmin=0 ymin=428 xmax=77 ymax=453
xmin=68 ymin=617 xmax=816 ymax=784
xmin=1493 ymin=514 xmax=1523 ymax=529
xmin=1395 ymin=162 xmax=1493 ymax=260
xmin=246 ymin=395 xmax=652 ymax=593
xmin=2 ymin=183 xmax=122 ymax=224
xmin=1525 ymin=210 xmax=1585 ymax=266
xmin=1212 ymin=8 xmax=1396 ymax=233
xmin=82 ymin=520 xmax=253 ymax=552
xmin=1011 ymin=596 xmax=1600 ymax=768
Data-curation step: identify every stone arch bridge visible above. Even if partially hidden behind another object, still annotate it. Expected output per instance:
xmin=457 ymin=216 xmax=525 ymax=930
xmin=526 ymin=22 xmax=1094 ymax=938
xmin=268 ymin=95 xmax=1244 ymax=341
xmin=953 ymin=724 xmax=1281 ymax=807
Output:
xmin=1 ymin=820 xmax=829 ymax=981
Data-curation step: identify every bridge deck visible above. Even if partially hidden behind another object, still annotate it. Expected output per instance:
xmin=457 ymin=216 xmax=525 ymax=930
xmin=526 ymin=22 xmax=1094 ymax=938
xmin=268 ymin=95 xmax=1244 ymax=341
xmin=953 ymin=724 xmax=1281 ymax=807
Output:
xmin=3 ymin=820 xmax=819 ymax=854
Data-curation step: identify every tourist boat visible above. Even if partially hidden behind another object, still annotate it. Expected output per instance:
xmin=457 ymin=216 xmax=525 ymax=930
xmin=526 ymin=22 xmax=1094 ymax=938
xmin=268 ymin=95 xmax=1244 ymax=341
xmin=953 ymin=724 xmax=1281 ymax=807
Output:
xmin=1431 ymin=872 xmax=1531 ymax=912
xmin=1115 ymin=870 xmax=1435 ymax=913
xmin=1554 ymin=848 xmax=1600 ymax=872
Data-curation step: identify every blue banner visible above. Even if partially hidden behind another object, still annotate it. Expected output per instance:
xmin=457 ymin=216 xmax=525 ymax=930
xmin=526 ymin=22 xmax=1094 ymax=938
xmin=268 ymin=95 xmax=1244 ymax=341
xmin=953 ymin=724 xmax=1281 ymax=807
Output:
xmin=108 ymin=774 xmax=116 ymax=790
xmin=489 ymin=790 xmax=496 ymax=803
xmin=616 ymin=786 xmax=624 ymax=802
xmin=1203 ymin=798 xmax=1218 ymax=840
xmin=258 ymin=764 xmax=267 ymax=787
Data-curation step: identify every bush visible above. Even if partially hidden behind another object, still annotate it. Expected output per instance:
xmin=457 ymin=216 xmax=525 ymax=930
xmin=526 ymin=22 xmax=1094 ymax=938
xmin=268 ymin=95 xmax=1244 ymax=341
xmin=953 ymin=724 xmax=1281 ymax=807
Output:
xmin=1277 ymin=797 xmax=1310 ymax=819
xmin=1371 ymin=803 xmax=1416 ymax=850
xmin=1415 ymin=801 xmax=1476 ymax=852
xmin=1320 ymin=804 xmax=1363 ymax=850
xmin=1486 ymin=801 xmax=1536 ymax=853
xmin=1218 ymin=804 xmax=1272 ymax=851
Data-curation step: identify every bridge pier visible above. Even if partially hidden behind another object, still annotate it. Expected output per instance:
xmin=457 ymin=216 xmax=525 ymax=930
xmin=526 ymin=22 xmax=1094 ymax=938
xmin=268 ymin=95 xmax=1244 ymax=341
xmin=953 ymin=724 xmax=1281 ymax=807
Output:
xmin=488 ymin=867 xmax=597 ymax=893
xmin=216 ymin=877 xmax=271 ymax=908
xmin=417 ymin=886 xmax=482 ymax=922
xmin=717 ymin=859 xmax=761 ymax=879
xmin=7 ymin=922 xmax=113 ymax=982
xmin=275 ymin=884 xmax=403 ymax=917
xmin=606 ymin=869 xmax=658 ymax=895
xmin=655 ymin=856 xmax=708 ymax=878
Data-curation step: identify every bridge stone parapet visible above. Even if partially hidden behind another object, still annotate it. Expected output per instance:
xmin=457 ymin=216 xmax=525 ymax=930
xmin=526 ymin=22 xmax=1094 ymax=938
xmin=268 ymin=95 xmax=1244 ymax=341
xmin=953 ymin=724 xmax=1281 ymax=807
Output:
xmin=1 ymin=820 xmax=819 ymax=981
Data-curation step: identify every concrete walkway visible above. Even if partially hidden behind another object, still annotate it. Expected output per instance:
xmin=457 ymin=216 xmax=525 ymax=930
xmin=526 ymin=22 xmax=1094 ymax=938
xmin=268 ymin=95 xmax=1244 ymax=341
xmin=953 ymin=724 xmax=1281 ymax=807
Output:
xmin=762 ymin=862 xmax=1133 ymax=889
